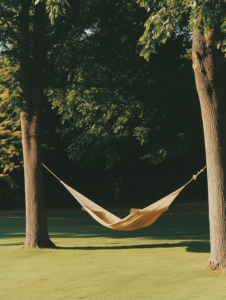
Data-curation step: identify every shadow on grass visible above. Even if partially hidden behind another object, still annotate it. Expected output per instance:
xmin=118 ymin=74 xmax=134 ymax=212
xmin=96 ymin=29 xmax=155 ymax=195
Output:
xmin=0 ymin=209 xmax=210 ymax=254
xmin=57 ymin=241 xmax=210 ymax=253
xmin=0 ymin=241 xmax=210 ymax=254
xmin=0 ymin=243 xmax=24 ymax=246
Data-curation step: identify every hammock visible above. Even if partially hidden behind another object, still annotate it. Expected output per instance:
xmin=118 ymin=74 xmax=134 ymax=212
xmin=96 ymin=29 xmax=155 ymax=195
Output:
xmin=43 ymin=165 xmax=206 ymax=231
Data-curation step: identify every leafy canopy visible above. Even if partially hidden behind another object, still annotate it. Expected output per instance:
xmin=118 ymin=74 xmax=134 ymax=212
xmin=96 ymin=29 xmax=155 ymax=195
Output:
xmin=48 ymin=0 xmax=201 ymax=174
xmin=137 ymin=0 xmax=226 ymax=60
xmin=0 ymin=0 xmax=70 ymax=184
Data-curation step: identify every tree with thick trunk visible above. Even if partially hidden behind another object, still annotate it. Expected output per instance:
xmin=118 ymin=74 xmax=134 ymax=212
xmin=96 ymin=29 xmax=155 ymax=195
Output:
xmin=137 ymin=1 xmax=226 ymax=269
xmin=20 ymin=0 xmax=55 ymax=248
xmin=0 ymin=0 xmax=87 ymax=248
xmin=192 ymin=27 xmax=226 ymax=269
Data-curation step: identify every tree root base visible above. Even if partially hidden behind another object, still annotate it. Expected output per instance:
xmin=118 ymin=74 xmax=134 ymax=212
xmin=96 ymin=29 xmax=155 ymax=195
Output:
xmin=23 ymin=239 xmax=56 ymax=249
xmin=204 ymin=261 xmax=226 ymax=271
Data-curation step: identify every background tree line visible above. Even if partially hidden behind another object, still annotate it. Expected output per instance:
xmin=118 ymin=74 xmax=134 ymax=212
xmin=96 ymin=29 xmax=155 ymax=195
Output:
xmin=0 ymin=0 xmax=206 ymax=210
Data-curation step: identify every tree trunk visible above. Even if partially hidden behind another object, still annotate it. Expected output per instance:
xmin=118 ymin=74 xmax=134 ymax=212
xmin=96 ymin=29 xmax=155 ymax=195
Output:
xmin=192 ymin=27 xmax=226 ymax=269
xmin=20 ymin=0 xmax=55 ymax=248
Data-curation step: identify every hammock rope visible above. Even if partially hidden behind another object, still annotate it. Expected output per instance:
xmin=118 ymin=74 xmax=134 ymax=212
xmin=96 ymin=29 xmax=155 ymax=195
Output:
xmin=184 ymin=166 xmax=206 ymax=186
xmin=42 ymin=164 xmax=206 ymax=231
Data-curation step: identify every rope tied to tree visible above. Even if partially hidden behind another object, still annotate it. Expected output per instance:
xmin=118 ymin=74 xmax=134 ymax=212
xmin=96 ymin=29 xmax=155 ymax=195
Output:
xmin=183 ymin=166 xmax=207 ymax=187
xmin=193 ymin=166 xmax=207 ymax=180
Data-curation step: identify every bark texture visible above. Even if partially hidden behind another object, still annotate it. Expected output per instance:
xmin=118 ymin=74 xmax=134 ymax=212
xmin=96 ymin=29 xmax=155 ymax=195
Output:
xmin=20 ymin=0 xmax=55 ymax=248
xmin=192 ymin=27 xmax=226 ymax=269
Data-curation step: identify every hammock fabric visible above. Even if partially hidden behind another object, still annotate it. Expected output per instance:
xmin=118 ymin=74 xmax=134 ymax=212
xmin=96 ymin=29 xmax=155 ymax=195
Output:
xmin=62 ymin=182 xmax=183 ymax=231
xmin=43 ymin=165 xmax=206 ymax=231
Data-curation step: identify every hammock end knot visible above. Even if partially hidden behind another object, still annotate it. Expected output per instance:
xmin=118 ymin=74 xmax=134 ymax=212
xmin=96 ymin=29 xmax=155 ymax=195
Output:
xmin=192 ymin=166 xmax=206 ymax=181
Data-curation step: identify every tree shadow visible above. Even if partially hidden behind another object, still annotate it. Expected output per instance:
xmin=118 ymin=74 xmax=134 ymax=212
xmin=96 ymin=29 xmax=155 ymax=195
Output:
xmin=0 ymin=241 xmax=210 ymax=253
xmin=0 ymin=243 xmax=24 ymax=246
xmin=57 ymin=241 xmax=210 ymax=253
xmin=0 ymin=209 xmax=210 ymax=254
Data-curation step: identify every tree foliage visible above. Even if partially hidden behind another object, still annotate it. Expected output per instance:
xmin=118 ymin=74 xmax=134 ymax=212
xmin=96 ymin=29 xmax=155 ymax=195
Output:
xmin=0 ymin=0 xmax=66 ymax=184
xmin=48 ymin=0 xmax=202 ymax=174
xmin=0 ymin=55 xmax=22 ymax=188
xmin=0 ymin=0 xmax=204 ymax=185
xmin=137 ymin=0 xmax=226 ymax=60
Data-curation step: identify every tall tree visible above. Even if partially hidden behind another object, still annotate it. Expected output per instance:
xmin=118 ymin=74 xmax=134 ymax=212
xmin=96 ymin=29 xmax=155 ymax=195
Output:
xmin=0 ymin=0 xmax=70 ymax=247
xmin=0 ymin=0 xmax=109 ymax=246
xmin=19 ymin=0 xmax=55 ymax=248
xmin=137 ymin=0 xmax=226 ymax=269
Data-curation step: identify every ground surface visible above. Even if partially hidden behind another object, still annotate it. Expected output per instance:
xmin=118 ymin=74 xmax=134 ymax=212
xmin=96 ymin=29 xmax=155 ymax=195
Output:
xmin=1 ymin=204 xmax=226 ymax=300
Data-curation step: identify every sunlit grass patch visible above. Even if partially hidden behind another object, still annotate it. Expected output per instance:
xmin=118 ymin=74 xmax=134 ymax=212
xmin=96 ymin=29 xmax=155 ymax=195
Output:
xmin=0 ymin=204 xmax=225 ymax=300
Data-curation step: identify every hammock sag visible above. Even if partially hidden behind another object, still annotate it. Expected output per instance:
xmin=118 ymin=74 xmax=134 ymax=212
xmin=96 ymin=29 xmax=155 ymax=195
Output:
xmin=42 ymin=164 xmax=206 ymax=231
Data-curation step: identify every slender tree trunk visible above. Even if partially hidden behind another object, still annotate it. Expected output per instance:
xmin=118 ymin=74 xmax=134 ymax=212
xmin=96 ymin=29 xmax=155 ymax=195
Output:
xmin=192 ymin=27 xmax=226 ymax=269
xmin=20 ymin=0 xmax=55 ymax=248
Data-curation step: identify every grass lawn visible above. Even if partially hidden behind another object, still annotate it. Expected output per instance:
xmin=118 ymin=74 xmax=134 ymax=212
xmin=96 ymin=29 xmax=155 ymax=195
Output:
xmin=1 ymin=203 xmax=226 ymax=300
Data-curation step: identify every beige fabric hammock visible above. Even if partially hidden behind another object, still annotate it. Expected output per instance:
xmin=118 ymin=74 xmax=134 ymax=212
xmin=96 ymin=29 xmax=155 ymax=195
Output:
xmin=43 ymin=165 xmax=206 ymax=231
